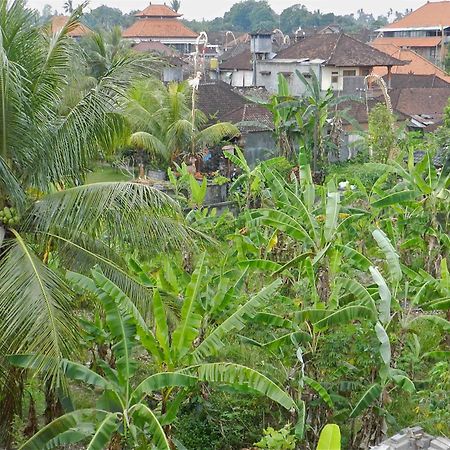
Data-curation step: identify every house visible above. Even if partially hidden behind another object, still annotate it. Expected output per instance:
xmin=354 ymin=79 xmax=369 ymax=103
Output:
xmin=132 ymin=41 xmax=185 ymax=82
xmin=371 ymin=42 xmax=450 ymax=82
xmin=219 ymin=48 xmax=254 ymax=87
xmin=388 ymin=86 xmax=450 ymax=129
xmin=260 ymin=33 xmax=405 ymax=94
xmin=196 ymin=81 xmax=275 ymax=167
xmin=373 ymin=1 xmax=450 ymax=65
xmin=49 ymin=15 xmax=91 ymax=38
xmin=123 ymin=3 xmax=198 ymax=54
xmin=219 ymin=32 xmax=279 ymax=87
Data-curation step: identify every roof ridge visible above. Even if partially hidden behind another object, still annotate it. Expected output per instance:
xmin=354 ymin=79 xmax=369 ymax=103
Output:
xmin=327 ymin=33 xmax=342 ymax=64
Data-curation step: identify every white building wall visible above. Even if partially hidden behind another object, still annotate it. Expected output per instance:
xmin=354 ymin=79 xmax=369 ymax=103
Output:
xmin=321 ymin=66 xmax=368 ymax=91
xmin=220 ymin=70 xmax=254 ymax=87
xmin=256 ymin=60 xmax=321 ymax=95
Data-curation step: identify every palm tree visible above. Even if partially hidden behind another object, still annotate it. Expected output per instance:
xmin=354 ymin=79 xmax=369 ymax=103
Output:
xmin=80 ymin=26 xmax=136 ymax=80
xmin=0 ymin=1 xmax=190 ymax=438
xmin=170 ymin=0 xmax=181 ymax=12
xmin=126 ymin=79 xmax=240 ymax=168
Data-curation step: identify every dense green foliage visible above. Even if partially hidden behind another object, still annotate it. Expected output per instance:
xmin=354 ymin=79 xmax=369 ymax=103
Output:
xmin=1 ymin=2 xmax=449 ymax=450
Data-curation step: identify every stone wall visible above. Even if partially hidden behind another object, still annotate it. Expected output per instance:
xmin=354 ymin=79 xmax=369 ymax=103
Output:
xmin=372 ymin=427 xmax=450 ymax=450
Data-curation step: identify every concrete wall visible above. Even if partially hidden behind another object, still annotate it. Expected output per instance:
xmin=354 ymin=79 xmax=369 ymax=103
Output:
xmin=220 ymin=70 xmax=254 ymax=87
xmin=256 ymin=60 xmax=321 ymax=95
xmin=321 ymin=66 xmax=370 ymax=91
xmin=241 ymin=130 xmax=276 ymax=168
xmin=372 ymin=427 xmax=450 ymax=450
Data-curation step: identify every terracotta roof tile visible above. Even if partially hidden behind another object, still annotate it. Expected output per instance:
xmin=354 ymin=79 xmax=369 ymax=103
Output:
xmin=134 ymin=4 xmax=182 ymax=17
xmin=371 ymin=42 xmax=450 ymax=82
xmin=50 ymin=15 xmax=90 ymax=37
xmin=371 ymin=36 xmax=442 ymax=47
xmin=379 ymin=1 xmax=450 ymax=29
xmin=276 ymin=33 xmax=405 ymax=67
xmin=123 ymin=18 xmax=198 ymax=39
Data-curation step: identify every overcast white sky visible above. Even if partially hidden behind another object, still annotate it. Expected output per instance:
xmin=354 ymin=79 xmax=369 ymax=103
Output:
xmin=28 ymin=0 xmax=425 ymax=19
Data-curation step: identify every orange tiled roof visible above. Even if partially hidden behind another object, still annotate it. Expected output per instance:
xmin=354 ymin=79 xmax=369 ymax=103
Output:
xmin=372 ymin=36 xmax=443 ymax=47
xmin=380 ymin=1 xmax=450 ymax=29
xmin=371 ymin=42 xmax=450 ymax=82
xmin=50 ymin=15 xmax=90 ymax=37
xmin=134 ymin=4 xmax=182 ymax=18
xmin=123 ymin=18 xmax=198 ymax=39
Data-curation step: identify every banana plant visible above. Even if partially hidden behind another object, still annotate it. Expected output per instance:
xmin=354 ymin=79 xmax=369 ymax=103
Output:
xmin=12 ymin=263 xmax=298 ymax=449
xmin=371 ymin=148 xmax=450 ymax=274
xmin=348 ymin=239 xmax=416 ymax=448
xmin=243 ymin=164 xmax=367 ymax=304
xmin=11 ymin=276 xmax=197 ymax=450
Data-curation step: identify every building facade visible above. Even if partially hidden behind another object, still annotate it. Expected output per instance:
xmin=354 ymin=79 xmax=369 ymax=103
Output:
xmin=123 ymin=3 xmax=198 ymax=54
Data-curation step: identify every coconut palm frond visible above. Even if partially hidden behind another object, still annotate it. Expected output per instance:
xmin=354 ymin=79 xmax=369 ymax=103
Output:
xmin=196 ymin=122 xmax=240 ymax=150
xmin=167 ymin=119 xmax=195 ymax=155
xmin=130 ymin=132 xmax=169 ymax=161
xmin=25 ymin=182 xmax=191 ymax=251
xmin=0 ymin=233 xmax=80 ymax=381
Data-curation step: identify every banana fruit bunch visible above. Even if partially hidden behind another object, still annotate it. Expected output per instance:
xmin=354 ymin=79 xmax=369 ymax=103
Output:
xmin=0 ymin=207 xmax=20 ymax=227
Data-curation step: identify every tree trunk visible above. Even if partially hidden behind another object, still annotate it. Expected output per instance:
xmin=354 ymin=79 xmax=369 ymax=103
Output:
xmin=0 ymin=367 xmax=24 ymax=449
xmin=44 ymin=381 xmax=63 ymax=424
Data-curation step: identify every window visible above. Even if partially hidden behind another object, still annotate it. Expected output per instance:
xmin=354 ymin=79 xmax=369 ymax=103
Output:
xmin=430 ymin=47 xmax=437 ymax=60
xmin=343 ymin=69 xmax=357 ymax=77
xmin=331 ymin=71 xmax=339 ymax=83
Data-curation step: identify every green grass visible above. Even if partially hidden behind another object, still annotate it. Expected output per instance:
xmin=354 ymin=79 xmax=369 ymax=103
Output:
xmin=85 ymin=165 xmax=133 ymax=184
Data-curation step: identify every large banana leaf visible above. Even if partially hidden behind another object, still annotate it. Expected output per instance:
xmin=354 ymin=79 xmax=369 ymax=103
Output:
xmin=372 ymin=229 xmax=402 ymax=283
xmin=194 ymin=363 xmax=297 ymax=411
xmin=324 ymin=192 xmax=340 ymax=242
xmin=369 ymin=266 xmax=391 ymax=324
xmin=338 ymin=278 xmax=377 ymax=317
xmin=349 ymin=384 xmax=382 ymax=418
xmin=19 ymin=409 xmax=105 ymax=450
xmin=252 ymin=209 xmax=315 ymax=246
xmin=172 ymin=254 xmax=205 ymax=361
xmin=239 ymin=259 xmax=282 ymax=272
xmin=263 ymin=330 xmax=312 ymax=351
xmin=85 ymin=270 xmax=163 ymax=364
xmin=61 ymin=359 xmax=109 ymax=389
xmin=191 ymin=279 xmax=282 ymax=362
xmin=314 ymin=306 xmax=374 ymax=328
xmin=375 ymin=322 xmax=391 ymax=367
xmin=334 ymin=244 xmax=372 ymax=271
xmin=304 ymin=376 xmax=333 ymax=408
xmin=316 ymin=424 xmax=341 ymax=450
xmin=86 ymin=413 xmax=119 ymax=450
xmin=91 ymin=271 xmax=137 ymax=383
xmin=131 ymin=372 xmax=197 ymax=403
xmin=253 ymin=313 xmax=294 ymax=329
xmin=153 ymin=289 xmax=171 ymax=365
xmin=371 ymin=190 xmax=417 ymax=207
xmin=131 ymin=404 xmax=170 ymax=450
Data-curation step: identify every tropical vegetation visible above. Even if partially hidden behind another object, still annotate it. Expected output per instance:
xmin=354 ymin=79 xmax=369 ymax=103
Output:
xmin=0 ymin=2 xmax=449 ymax=450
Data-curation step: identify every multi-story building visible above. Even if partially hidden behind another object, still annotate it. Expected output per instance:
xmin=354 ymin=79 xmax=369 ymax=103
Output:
xmin=373 ymin=1 xmax=450 ymax=66
xmin=123 ymin=3 xmax=198 ymax=54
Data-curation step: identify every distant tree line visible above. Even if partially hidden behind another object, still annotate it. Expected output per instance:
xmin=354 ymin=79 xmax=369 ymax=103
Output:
xmin=38 ymin=0 xmax=413 ymax=34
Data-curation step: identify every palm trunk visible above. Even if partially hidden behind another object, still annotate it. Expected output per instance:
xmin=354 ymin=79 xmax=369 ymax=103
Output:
xmin=0 ymin=367 xmax=24 ymax=449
